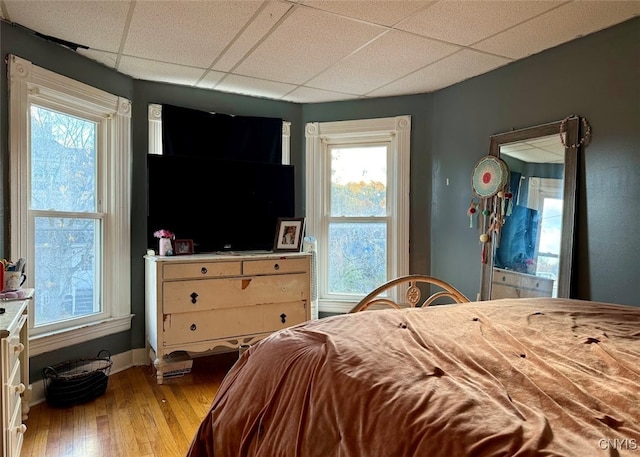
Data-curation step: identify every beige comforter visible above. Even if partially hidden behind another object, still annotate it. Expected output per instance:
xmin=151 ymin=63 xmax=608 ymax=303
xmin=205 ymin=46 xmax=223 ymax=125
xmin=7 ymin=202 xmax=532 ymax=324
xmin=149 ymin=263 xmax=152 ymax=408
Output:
xmin=187 ymin=298 xmax=640 ymax=456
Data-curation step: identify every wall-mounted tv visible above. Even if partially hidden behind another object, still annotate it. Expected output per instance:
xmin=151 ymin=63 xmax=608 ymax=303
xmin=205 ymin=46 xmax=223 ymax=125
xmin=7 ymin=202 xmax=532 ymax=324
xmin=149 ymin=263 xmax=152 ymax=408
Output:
xmin=147 ymin=154 xmax=295 ymax=253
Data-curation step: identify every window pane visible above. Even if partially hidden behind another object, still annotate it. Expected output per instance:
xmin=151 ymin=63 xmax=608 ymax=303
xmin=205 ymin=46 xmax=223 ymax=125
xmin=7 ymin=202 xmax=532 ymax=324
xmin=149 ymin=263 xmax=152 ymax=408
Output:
xmin=537 ymin=197 xmax=562 ymax=297
xmin=34 ymin=217 xmax=100 ymax=326
xmin=538 ymin=197 xmax=562 ymax=255
xmin=328 ymin=222 xmax=386 ymax=295
xmin=30 ymin=105 xmax=97 ymax=212
xmin=330 ymin=146 xmax=386 ymax=217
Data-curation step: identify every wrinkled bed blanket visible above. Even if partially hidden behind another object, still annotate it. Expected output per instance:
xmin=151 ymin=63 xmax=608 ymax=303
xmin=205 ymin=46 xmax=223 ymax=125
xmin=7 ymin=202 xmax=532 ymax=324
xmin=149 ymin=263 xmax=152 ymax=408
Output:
xmin=187 ymin=298 xmax=640 ymax=457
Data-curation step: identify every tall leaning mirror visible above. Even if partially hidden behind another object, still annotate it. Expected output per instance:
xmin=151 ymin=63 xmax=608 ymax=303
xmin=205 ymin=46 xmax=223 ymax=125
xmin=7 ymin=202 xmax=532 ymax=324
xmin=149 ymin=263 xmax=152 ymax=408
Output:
xmin=479 ymin=117 xmax=582 ymax=300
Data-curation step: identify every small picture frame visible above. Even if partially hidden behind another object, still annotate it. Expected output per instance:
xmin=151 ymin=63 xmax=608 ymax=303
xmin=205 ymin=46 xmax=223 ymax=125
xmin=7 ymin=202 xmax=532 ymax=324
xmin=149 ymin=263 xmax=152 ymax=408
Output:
xmin=174 ymin=239 xmax=194 ymax=255
xmin=273 ymin=217 xmax=305 ymax=252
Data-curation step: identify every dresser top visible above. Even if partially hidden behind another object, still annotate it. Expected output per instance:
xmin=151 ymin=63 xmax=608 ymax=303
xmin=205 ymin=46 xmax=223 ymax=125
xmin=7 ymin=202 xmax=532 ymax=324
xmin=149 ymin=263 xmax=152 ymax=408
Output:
xmin=145 ymin=251 xmax=311 ymax=263
xmin=0 ymin=289 xmax=31 ymax=337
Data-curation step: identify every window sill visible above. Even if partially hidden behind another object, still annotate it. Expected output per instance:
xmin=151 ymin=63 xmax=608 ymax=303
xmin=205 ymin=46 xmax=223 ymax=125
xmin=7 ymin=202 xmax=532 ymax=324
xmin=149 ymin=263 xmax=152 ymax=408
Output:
xmin=319 ymin=300 xmax=356 ymax=315
xmin=29 ymin=314 xmax=134 ymax=356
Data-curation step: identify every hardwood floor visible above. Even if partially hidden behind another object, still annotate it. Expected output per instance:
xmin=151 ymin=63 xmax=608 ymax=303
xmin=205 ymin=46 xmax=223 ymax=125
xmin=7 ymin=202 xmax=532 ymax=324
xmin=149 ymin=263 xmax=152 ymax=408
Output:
xmin=21 ymin=351 xmax=239 ymax=457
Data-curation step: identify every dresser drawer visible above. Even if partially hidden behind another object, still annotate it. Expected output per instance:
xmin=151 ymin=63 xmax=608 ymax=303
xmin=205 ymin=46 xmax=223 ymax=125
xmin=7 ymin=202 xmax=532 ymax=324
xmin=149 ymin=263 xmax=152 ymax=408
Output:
xmin=492 ymin=269 xmax=554 ymax=299
xmin=163 ymin=301 xmax=307 ymax=346
xmin=493 ymin=270 xmax=553 ymax=291
xmin=5 ymin=335 xmax=24 ymax=384
xmin=163 ymin=273 xmax=309 ymax=314
xmin=6 ymin=315 xmax=26 ymax=373
xmin=163 ymin=261 xmax=241 ymax=280
xmin=243 ymin=257 xmax=309 ymax=275
xmin=7 ymin=397 xmax=26 ymax=457
xmin=5 ymin=361 xmax=23 ymax=425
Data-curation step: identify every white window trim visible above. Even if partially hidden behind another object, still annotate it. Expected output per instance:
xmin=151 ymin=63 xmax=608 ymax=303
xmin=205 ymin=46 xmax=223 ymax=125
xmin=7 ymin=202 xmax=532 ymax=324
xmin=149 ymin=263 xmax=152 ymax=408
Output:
xmin=305 ymin=116 xmax=411 ymax=314
xmin=527 ymin=177 xmax=563 ymax=210
xmin=9 ymin=55 xmax=133 ymax=356
xmin=148 ymin=104 xmax=291 ymax=164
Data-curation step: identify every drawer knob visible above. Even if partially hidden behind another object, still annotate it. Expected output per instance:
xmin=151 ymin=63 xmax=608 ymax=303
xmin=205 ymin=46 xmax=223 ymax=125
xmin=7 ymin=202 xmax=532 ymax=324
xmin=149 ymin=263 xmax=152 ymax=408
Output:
xmin=274 ymin=263 xmax=280 ymax=271
xmin=14 ymin=383 xmax=26 ymax=394
xmin=190 ymin=292 xmax=198 ymax=304
xmin=13 ymin=343 xmax=25 ymax=353
xmin=15 ymin=424 xmax=27 ymax=434
xmin=201 ymin=267 xmax=208 ymax=275
xmin=190 ymin=324 xmax=197 ymax=331
xmin=280 ymin=313 xmax=287 ymax=324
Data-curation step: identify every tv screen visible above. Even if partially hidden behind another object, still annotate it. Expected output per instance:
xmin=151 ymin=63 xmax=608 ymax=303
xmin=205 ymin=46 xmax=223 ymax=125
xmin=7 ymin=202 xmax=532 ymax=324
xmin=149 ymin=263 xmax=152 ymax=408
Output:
xmin=147 ymin=154 xmax=295 ymax=253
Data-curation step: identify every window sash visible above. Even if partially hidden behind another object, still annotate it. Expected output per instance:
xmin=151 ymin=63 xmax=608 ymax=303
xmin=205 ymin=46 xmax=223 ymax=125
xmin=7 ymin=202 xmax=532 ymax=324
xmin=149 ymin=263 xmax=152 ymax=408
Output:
xmin=305 ymin=116 xmax=410 ymax=313
xmin=9 ymin=55 xmax=132 ymax=353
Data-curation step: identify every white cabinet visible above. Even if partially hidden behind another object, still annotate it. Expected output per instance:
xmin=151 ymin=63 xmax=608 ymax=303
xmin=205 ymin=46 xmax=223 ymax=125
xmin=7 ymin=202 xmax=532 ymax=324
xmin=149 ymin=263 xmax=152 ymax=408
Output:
xmin=0 ymin=291 xmax=31 ymax=457
xmin=145 ymin=253 xmax=311 ymax=383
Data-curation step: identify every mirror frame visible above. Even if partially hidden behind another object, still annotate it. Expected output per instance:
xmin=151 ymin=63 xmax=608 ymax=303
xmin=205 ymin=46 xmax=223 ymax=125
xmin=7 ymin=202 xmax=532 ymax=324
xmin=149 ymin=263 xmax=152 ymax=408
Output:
xmin=479 ymin=118 xmax=579 ymax=300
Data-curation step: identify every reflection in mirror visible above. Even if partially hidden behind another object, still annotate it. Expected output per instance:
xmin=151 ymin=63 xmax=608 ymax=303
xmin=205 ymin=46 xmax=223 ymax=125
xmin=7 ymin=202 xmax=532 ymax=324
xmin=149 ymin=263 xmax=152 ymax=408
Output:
xmin=494 ymin=135 xmax=565 ymax=298
xmin=479 ymin=118 xmax=580 ymax=301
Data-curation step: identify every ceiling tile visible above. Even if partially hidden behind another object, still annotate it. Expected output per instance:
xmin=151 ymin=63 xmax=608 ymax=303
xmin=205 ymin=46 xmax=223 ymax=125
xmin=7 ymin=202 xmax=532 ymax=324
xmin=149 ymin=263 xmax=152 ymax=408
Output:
xmin=212 ymin=1 xmax=293 ymax=72
xmin=196 ymin=70 xmax=227 ymax=89
xmin=213 ymin=74 xmax=298 ymax=100
xmin=3 ymin=0 xmax=130 ymax=52
xmin=124 ymin=1 xmax=263 ymax=68
xmin=283 ymin=86 xmax=364 ymax=103
xmin=368 ymin=49 xmax=511 ymax=98
xmin=473 ymin=1 xmax=640 ymax=59
xmin=501 ymin=134 xmax=565 ymax=164
xmin=301 ymin=0 xmax=433 ymax=26
xmin=397 ymin=0 xmax=563 ymax=46
xmin=233 ymin=5 xmax=385 ymax=85
xmin=118 ymin=56 xmax=206 ymax=86
xmin=307 ymin=30 xmax=460 ymax=95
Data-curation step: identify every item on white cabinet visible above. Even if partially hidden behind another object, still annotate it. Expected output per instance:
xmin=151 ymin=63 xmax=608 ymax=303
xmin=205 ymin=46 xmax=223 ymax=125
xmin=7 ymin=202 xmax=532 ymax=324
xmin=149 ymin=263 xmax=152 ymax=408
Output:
xmin=159 ymin=237 xmax=174 ymax=256
xmin=0 ymin=288 xmax=29 ymax=300
xmin=174 ymin=239 xmax=194 ymax=255
xmin=273 ymin=217 xmax=305 ymax=252
xmin=154 ymin=228 xmax=175 ymax=256
xmin=4 ymin=271 xmax=26 ymax=291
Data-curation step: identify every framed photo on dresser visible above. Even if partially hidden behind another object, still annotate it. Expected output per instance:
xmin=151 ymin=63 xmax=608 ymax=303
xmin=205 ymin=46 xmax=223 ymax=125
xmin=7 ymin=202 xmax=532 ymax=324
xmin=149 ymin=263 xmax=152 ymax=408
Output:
xmin=174 ymin=239 xmax=194 ymax=255
xmin=273 ymin=218 xmax=305 ymax=252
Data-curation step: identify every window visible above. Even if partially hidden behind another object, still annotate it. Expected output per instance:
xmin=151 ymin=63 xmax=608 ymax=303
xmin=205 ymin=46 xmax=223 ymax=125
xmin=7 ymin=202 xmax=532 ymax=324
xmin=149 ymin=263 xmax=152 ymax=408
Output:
xmin=305 ymin=116 xmax=410 ymax=313
xmin=148 ymin=104 xmax=291 ymax=163
xmin=9 ymin=55 xmax=132 ymax=355
xmin=527 ymin=177 xmax=562 ymax=296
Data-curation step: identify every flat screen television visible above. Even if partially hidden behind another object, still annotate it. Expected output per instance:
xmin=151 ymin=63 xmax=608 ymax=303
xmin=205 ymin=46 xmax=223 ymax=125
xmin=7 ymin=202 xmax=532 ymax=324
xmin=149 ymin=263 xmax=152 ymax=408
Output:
xmin=147 ymin=154 xmax=295 ymax=253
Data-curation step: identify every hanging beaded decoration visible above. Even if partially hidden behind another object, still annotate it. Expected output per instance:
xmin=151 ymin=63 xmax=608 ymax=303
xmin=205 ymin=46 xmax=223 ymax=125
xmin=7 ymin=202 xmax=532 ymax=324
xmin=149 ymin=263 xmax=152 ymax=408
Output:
xmin=470 ymin=155 xmax=510 ymax=263
xmin=471 ymin=156 xmax=508 ymax=199
xmin=467 ymin=199 xmax=478 ymax=228
xmin=559 ymin=115 xmax=592 ymax=149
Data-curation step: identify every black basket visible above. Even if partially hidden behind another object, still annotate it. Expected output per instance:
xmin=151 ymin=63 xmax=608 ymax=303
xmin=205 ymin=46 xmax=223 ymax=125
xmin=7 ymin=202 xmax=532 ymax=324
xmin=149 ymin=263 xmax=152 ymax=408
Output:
xmin=43 ymin=349 xmax=112 ymax=408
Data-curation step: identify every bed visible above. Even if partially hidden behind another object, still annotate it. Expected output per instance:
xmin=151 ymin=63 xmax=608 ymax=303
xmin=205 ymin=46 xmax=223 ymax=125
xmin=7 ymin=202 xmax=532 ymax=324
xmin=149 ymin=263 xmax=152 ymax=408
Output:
xmin=187 ymin=277 xmax=640 ymax=457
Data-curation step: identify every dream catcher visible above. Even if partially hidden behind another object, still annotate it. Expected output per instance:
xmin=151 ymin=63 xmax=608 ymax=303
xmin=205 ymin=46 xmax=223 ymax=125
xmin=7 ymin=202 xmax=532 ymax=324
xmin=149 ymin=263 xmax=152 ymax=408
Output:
xmin=469 ymin=155 xmax=511 ymax=263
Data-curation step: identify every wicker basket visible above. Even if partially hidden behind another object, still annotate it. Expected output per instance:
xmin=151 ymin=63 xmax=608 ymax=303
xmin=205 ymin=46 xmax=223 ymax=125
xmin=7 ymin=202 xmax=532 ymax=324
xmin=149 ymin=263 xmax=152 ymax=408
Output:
xmin=43 ymin=349 xmax=112 ymax=408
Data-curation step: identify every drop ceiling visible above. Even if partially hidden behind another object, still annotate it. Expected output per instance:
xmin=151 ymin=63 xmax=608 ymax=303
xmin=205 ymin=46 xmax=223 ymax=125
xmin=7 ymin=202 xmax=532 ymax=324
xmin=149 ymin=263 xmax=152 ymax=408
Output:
xmin=1 ymin=0 xmax=638 ymax=104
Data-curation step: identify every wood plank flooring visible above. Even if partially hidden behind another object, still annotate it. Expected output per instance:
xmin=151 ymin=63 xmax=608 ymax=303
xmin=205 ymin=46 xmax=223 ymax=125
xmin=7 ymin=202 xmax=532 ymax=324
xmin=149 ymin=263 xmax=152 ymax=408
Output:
xmin=21 ymin=351 xmax=239 ymax=457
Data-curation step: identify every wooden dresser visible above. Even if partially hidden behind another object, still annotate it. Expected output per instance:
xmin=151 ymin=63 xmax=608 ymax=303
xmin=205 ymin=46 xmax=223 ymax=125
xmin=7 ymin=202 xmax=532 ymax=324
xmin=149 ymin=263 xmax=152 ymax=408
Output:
xmin=145 ymin=252 xmax=311 ymax=383
xmin=491 ymin=268 xmax=554 ymax=299
xmin=0 ymin=290 xmax=30 ymax=457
